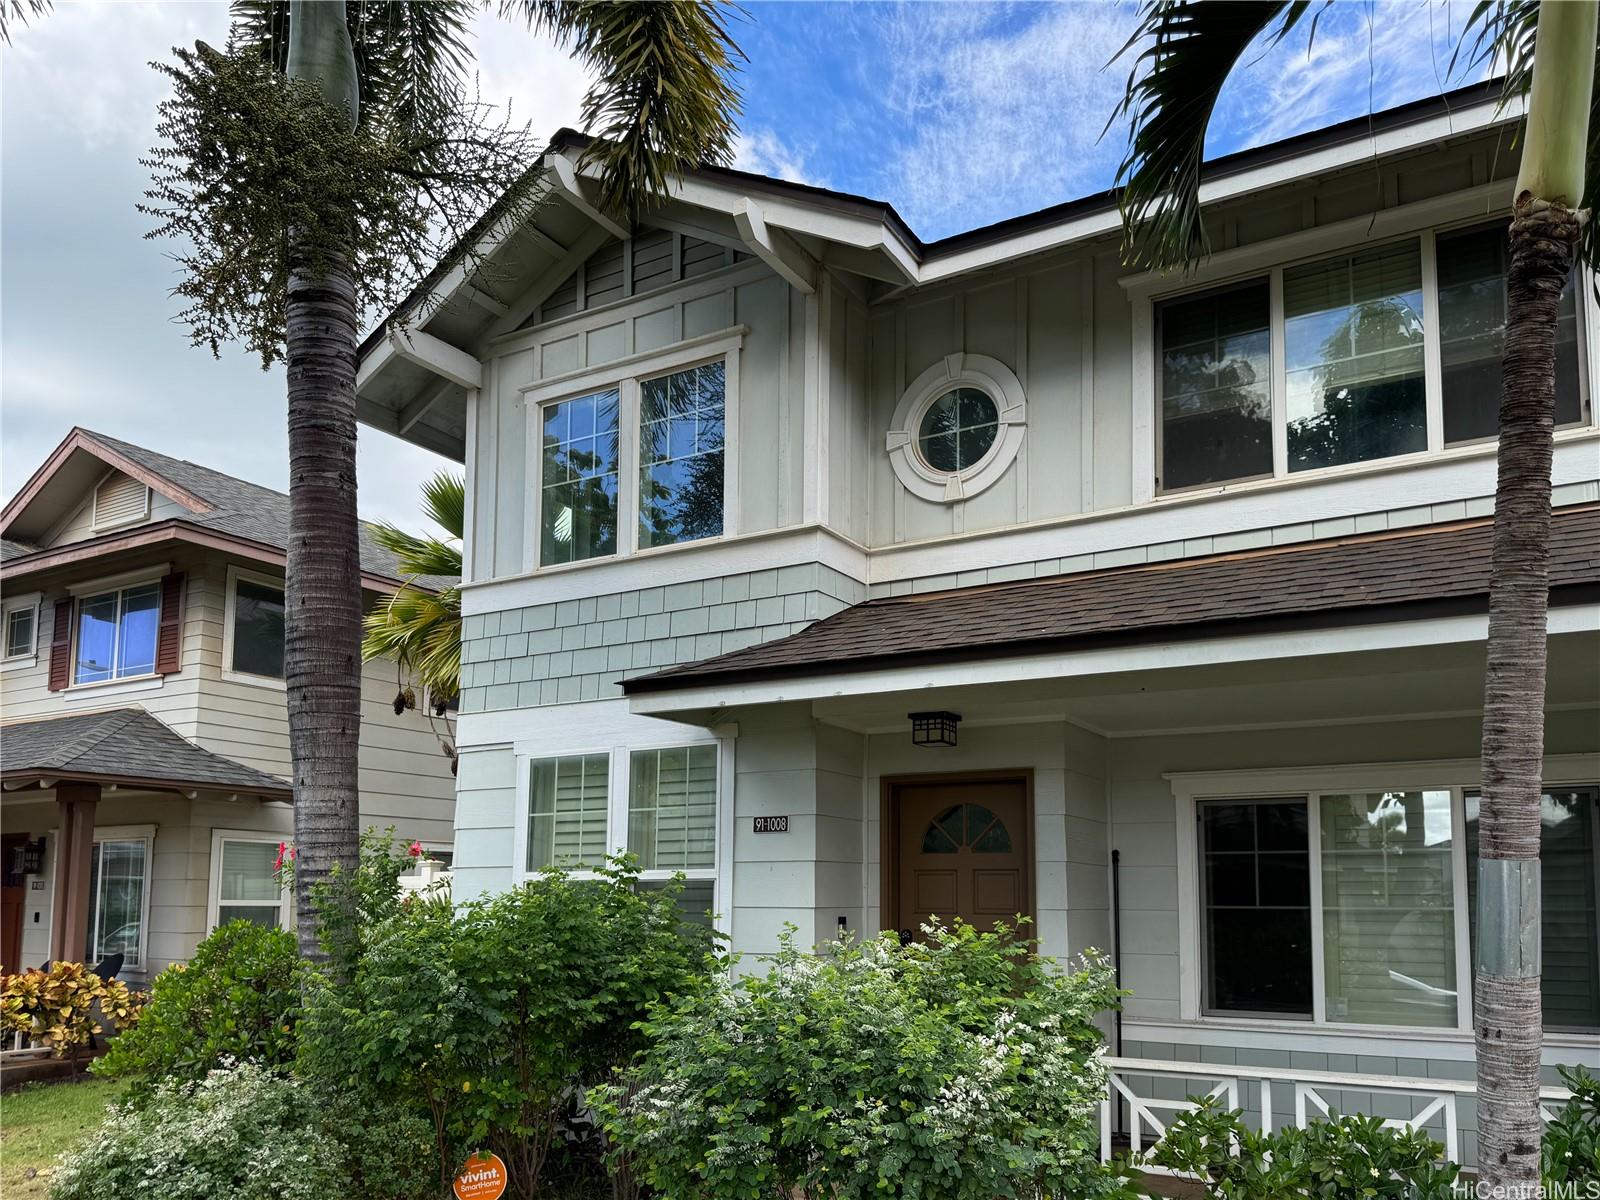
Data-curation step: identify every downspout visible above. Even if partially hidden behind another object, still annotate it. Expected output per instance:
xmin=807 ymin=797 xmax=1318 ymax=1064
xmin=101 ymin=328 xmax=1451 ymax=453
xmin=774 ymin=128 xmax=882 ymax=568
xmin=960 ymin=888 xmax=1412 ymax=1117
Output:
xmin=1111 ymin=846 xmax=1124 ymax=1141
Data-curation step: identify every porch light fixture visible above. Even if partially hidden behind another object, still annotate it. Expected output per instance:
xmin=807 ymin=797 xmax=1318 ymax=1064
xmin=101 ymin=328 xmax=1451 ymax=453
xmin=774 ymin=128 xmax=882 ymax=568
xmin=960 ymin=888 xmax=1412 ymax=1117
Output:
xmin=909 ymin=711 xmax=961 ymax=747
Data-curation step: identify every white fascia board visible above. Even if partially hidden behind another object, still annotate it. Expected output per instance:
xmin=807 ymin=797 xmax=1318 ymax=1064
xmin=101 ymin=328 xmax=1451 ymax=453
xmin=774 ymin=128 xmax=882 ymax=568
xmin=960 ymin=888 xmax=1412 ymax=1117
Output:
xmin=355 ymin=334 xmax=399 ymax=392
xmin=915 ymin=95 xmax=1520 ymax=287
xmin=627 ymin=606 xmax=1600 ymax=716
xmin=546 ymin=151 xmax=630 ymax=241
xmin=732 ymin=198 xmax=817 ymax=294
xmin=387 ymin=325 xmax=482 ymax=390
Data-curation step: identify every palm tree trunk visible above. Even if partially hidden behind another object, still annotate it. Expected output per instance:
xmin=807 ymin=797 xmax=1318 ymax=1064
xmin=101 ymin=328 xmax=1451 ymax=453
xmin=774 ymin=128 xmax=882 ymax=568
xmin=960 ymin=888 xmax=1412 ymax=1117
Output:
xmin=284 ymin=245 xmax=364 ymax=961
xmin=285 ymin=0 xmax=364 ymax=962
xmin=1474 ymin=6 xmax=1594 ymax=1190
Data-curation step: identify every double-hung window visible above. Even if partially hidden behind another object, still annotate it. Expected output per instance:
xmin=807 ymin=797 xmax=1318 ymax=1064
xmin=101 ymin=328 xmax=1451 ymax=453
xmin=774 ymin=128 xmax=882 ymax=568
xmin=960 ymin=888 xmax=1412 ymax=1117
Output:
xmin=211 ymin=835 xmax=289 ymax=929
xmin=85 ymin=832 xmax=151 ymax=969
xmin=525 ymin=743 xmax=721 ymax=926
xmin=3 ymin=596 xmax=37 ymax=661
xmin=1156 ymin=224 xmax=1588 ymax=492
xmin=1193 ymin=780 xmax=1599 ymax=1033
xmin=534 ymin=351 xmax=731 ymax=567
xmin=74 ymin=582 xmax=160 ymax=684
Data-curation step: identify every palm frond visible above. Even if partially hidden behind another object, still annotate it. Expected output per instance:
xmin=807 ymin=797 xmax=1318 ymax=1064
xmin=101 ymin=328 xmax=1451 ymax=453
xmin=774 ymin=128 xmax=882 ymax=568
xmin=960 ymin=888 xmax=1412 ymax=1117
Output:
xmin=228 ymin=1 xmax=474 ymax=132
xmin=0 ymin=0 xmax=50 ymax=46
xmin=363 ymin=585 xmax=461 ymax=698
xmin=420 ymin=471 xmax=466 ymax=540
xmin=1108 ymin=0 xmax=1317 ymax=272
xmin=503 ymin=0 xmax=744 ymax=221
xmin=368 ymin=522 xmax=462 ymax=581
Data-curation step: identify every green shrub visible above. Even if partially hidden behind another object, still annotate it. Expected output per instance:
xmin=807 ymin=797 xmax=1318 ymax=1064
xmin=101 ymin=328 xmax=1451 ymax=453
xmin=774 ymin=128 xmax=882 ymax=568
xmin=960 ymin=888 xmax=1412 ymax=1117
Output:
xmin=1545 ymin=1065 xmax=1600 ymax=1186
xmin=93 ymin=921 xmax=305 ymax=1092
xmin=310 ymin=826 xmax=428 ymax=974
xmin=297 ymin=858 xmax=718 ymax=1200
xmin=1139 ymin=1097 xmax=1461 ymax=1199
xmin=50 ymin=1062 xmax=344 ymax=1200
xmin=590 ymin=922 xmax=1127 ymax=1200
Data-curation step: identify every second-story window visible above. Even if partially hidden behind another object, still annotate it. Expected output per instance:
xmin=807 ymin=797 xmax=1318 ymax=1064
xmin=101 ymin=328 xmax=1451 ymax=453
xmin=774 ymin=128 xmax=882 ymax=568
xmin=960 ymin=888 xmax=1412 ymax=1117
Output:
xmin=75 ymin=582 xmax=160 ymax=684
xmin=4 ymin=602 xmax=36 ymax=659
xmin=231 ymin=577 xmax=285 ymax=679
xmin=1156 ymin=224 xmax=1588 ymax=493
xmin=539 ymin=389 xmax=620 ymax=565
xmin=639 ymin=363 xmax=725 ymax=549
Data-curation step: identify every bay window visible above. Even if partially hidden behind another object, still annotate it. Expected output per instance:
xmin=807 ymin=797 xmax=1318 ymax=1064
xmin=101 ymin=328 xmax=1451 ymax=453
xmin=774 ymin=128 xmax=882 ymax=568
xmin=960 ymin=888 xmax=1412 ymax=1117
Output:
xmin=74 ymin=582 xmax=160 ymax=684
xmin=531 ymin=345 xmax=735 ymax=568
xmin=1155 ymin=223 xmax=1589 ymax=493
xmin=1186 ymin=776 xmax=1599 ymax=1033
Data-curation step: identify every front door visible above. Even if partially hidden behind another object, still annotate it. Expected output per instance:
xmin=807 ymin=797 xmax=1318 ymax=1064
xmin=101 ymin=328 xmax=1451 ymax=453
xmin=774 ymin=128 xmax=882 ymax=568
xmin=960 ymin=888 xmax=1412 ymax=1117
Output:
xmin=1 ymin=833 xmax=27 ymax=973
xmin=890 ymin=775 xmax=1031 ymax=940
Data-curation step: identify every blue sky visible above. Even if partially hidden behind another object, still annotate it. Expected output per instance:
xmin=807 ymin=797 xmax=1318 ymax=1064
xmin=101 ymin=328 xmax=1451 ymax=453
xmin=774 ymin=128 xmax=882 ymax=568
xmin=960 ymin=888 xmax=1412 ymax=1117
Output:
xmin=1 ymin=1 xmax=1489 ymax=528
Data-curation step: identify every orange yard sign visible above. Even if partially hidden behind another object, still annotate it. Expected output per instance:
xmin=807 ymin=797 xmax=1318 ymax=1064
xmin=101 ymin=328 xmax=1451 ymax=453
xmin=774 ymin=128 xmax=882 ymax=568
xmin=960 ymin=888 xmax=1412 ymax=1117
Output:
xmin=452 ymin=1152 xmax=508 ymax=1200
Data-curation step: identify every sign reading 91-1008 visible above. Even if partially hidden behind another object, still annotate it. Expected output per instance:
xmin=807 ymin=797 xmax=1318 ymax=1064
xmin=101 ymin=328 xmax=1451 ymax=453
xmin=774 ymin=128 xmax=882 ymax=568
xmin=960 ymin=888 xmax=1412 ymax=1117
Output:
xmin=752 ymin=816 xmax=789 ymax=833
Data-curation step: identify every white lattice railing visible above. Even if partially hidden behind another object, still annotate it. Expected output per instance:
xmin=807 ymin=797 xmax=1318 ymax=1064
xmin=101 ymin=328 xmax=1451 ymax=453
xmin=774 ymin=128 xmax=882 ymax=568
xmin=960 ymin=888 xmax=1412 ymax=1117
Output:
xmin=1100 ymin=1055 xmax=1575 ymax=1170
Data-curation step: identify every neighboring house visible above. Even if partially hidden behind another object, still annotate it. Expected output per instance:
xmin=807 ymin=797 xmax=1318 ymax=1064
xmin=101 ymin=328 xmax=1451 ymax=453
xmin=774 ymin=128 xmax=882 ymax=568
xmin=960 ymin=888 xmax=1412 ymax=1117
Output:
xmin=355 ymin=80 xmax=1599 ymax=1163
xmin=0 ymin=429 xmax=457 ymax=985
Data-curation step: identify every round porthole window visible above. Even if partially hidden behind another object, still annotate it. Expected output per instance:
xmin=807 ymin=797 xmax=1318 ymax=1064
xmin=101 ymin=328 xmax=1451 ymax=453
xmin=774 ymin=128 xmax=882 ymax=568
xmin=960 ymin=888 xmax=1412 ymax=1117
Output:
xmin=916 ymin=387 xmax=1000 ymax=473
xmin=887 ymin=352 xmax=1027 ymax=503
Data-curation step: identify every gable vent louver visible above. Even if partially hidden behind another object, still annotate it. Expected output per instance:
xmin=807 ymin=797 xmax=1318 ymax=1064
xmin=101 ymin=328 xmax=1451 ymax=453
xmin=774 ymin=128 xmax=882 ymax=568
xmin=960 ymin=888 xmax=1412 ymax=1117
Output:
xmin=92 ymin=474 xmax=150 ymax=529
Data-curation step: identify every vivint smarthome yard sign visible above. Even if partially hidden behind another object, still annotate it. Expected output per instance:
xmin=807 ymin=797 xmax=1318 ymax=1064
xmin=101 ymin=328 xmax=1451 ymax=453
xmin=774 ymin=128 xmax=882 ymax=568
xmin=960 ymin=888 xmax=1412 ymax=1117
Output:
xmin=453 ymin=1152 xmax=508 ymax=1200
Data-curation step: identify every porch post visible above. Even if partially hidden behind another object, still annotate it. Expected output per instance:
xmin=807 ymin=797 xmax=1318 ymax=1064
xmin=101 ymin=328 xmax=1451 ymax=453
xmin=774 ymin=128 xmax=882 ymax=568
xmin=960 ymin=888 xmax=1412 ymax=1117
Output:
xmin=48 ymin=781 xmax=99 ymax=964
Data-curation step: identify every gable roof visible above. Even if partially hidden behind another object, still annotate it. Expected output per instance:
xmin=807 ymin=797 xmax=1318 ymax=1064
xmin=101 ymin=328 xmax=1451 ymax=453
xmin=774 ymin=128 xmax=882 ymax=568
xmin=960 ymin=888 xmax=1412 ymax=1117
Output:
xmin=0 ymin=708 xmax=293 ymax=801
xmin=624 ymin=504 xmax=1600 ymax=695
xmin=0 ymin=428 xmax=452 ymax=590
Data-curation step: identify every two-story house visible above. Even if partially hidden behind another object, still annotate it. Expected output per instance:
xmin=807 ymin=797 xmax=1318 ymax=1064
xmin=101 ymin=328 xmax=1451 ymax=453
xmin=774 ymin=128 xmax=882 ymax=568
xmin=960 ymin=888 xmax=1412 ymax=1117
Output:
xmin=0 ymin=429 xmax=457 ymax=985
xmin=354 ymin=80 xmax=1599 ymax=1161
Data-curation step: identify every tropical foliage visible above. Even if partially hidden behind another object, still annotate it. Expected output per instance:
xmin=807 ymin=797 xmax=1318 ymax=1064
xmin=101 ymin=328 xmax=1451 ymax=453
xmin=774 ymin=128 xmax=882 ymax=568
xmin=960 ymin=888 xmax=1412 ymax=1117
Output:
xmin=362 ymin=471 xmax=464 ymax=705
xmin=593 ymin=923 xmax=1127 ymax=1200
xmin=92 ymin=922 xmax=306 ymax=1093
xmin=0 ymin=961 xmax=143 ymax=1061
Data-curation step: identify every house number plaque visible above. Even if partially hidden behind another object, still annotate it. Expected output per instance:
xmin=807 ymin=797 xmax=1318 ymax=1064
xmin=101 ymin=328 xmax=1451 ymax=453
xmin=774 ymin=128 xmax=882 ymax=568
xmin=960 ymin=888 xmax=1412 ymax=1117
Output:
xmin=753 ymin=816 xmax=789 ymax=833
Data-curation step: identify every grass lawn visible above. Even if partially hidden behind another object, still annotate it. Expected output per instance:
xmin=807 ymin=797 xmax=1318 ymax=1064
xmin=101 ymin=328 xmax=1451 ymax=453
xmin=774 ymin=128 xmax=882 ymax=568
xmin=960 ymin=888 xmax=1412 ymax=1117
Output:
xmin=1 ymin=1076 xmax=127 ymax=1199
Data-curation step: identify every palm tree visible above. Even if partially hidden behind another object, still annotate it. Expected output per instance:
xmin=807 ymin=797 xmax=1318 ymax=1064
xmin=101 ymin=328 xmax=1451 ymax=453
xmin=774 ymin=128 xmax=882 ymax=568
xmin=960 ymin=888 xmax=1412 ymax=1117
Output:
xmin=1110 ymin=3 xmax=1596 ymax=1186
xmin=363 ymin=472 xmax=464 ymax=716
xmin=147 ymin=0 xmax=742 ymax=960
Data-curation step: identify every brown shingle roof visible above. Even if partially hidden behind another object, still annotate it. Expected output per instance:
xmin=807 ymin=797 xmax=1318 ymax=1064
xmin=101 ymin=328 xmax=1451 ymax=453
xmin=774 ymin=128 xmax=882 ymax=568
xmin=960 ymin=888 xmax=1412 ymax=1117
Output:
xmin=624 ymin=505 xmax=1600 ymax=694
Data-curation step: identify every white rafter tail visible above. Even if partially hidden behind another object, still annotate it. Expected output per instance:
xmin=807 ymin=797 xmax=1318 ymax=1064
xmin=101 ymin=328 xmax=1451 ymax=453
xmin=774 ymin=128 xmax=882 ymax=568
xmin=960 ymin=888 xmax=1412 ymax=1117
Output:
xmin=732 ymin=198 xmax=818 ymax=294
xmin=386 ymin=325 xmax=482 ymax=390
xmin=546 ymin=151 xmax=630 ymax=241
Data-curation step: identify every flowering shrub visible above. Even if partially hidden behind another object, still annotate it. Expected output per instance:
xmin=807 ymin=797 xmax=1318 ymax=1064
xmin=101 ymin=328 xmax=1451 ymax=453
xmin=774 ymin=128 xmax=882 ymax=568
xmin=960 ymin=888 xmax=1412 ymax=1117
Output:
xmin=296 ymin=858 xmax=718 ymax=1200
xmin=0 ymin=961 xmax=142 ymax=1060
xmin=1544 ymin=1065 xmax=1600 ymax=1187
xmin=93 ymin=920 xmax=306 ymax=1093
xmin=1139 ymin=1098 xmax=1461 ymax=1198
xmin=50 ymin=1061 xmax=345 ymax=1200
xmin=591 ymin=922 xmax=1128 ymax=1200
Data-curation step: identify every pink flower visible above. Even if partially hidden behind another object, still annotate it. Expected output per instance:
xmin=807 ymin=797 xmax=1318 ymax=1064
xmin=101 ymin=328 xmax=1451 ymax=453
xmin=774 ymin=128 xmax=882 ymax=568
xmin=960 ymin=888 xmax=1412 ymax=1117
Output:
xmin=408 ymin=840 xmax=424 ymax=858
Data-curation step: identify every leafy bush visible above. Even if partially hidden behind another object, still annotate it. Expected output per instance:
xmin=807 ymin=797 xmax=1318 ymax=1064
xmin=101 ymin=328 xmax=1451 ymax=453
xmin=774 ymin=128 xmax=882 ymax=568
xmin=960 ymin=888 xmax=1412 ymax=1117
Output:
xmin=591 ymin=922 xmax=1127 ymax=1200
xmin=1 ymin=962 xmax=143 ymax=1061
xmin=297 ymin=859 xmax=718 ymax=1200
xmin=308 ymin=826 xmax=427 ymax=974
xmin=1545 ymin=1065 xmax=1600 ymax=1186
xmin=1140 ymin=1097 xmax=1461 ymax=1199
xmin=49 ymin=1061 xmax=345 ymax=1200
xmin=93 ymin=921 xmax=306 ymax=1092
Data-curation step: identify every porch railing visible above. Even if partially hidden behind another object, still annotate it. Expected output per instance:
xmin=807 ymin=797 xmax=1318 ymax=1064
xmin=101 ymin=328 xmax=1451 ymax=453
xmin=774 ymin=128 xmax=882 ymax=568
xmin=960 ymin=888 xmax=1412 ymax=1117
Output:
xmin=1100 ymin=1054 xmax=1575 ymax=1170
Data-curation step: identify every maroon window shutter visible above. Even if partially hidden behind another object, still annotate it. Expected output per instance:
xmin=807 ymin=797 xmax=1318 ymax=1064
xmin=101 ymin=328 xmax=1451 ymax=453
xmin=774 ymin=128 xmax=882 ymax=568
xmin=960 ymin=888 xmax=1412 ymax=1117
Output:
xmin=156 ymin=572 xmax=185 ymax=675
xmin=46 ymin=599 xmax=73 ymax=691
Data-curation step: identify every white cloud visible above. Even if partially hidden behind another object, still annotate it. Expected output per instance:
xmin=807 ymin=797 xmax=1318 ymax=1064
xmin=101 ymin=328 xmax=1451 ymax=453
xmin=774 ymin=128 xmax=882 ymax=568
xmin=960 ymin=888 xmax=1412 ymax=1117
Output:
xmin=733 ymin=128 xmax=827 ymax=188
xmin=466 ymin=9 xmax=592 ymax=143
xmin=867 ymin=2 xmax=1137 ymax=239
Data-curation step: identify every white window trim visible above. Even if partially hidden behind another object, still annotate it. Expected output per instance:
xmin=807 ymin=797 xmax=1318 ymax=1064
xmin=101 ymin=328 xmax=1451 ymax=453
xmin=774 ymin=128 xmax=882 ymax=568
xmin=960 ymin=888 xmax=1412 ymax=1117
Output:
xmin=2 ymin=590 xmax=41 ymax=671
xmin=512 ymin=731 xmax=733 ymax=919
xmin=87 ymin=824 xmax=157 ymax=972
xmin=66 ymin=571 xmax=168 ymax=690
xmin=886 ymin=352 xmax=1027 ymax=503
xmin=1130 ymin=181 xmax=1600 ymax=503
xmin=221 ymin=565 xmax=287 ymax=690
xmin=207 ymin=829 xmax=291 ymax=931
xmin=1169 ymin=754 xmax=1600 ymax=1036
xmin=521 ymin=328 xmax=745 ymax=573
